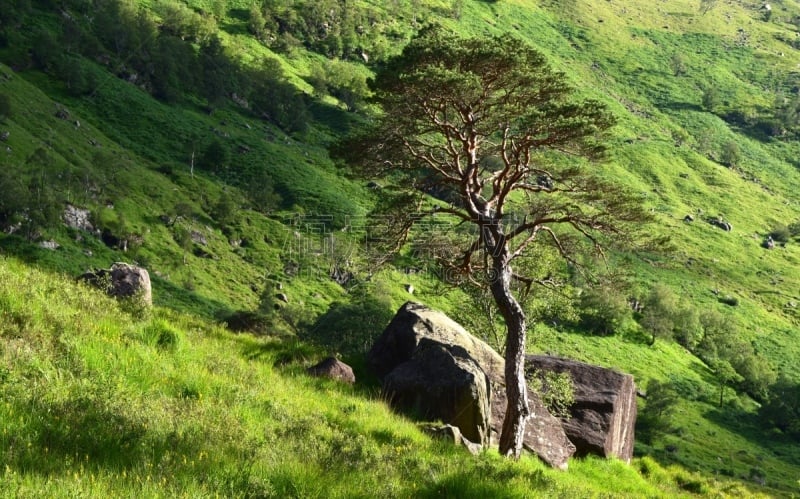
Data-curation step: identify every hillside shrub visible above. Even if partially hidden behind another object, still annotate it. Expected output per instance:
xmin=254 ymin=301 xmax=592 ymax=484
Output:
xmin=0 ymin=93 xmax=11 ymax=121
xmin=720 ymin=141 xmax=741 ymax=168
xmin=639 ymin=285 xmax=678 ymax=346
xmin=527 ymin=370 xmax=574 ymax=419
xmin=578 ymin=286 xmax=631 ymax=336
xmin=637 ymin=379 xmax=678 ymax=444
xmin=759 ymin=376 xmax=800 ymax=439
xmin=138 ymin=319 xmax=180 ymax=350
xmin=769 ymin=224 xmax=791 ymax=243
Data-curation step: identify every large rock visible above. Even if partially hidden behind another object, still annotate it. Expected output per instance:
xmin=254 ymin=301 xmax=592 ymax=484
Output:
xmin=383 ymin=338 xmax=491 ymax=446
xmin=306 ymin=357 xmax=355 ymax=384
xmin=79 ymin=262 xmax=152 ymax=306
xmin=368 ymin=302 xmax=505 ymax=379
xmin=526 ymin=355 xmax=637 ymax=463
xmin=489 ymin=380 xmax=575 ymax=469
xmin=369 ymin=302 xmax=575 ymax=468
xmin=63 ymin=204 xmax=94 ymax=232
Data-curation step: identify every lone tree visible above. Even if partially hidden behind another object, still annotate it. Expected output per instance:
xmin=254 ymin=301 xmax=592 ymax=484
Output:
xmin=335 ymin=27 xmax=647 ymax=458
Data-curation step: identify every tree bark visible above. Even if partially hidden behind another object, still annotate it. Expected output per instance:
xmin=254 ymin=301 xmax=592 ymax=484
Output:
xmin=490 ymin=249 xmax=531 ymax=458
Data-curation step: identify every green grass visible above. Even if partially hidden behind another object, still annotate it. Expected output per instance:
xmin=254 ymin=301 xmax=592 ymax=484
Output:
xmin=1 ymin=0 xmax=800 ymax=494
xmin=0 ymin=256 xmax=771 ymax=498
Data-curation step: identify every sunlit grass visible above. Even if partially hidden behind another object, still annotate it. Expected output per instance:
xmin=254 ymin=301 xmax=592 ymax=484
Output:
xmin=0 ymin=256 xmax=771 ymax=497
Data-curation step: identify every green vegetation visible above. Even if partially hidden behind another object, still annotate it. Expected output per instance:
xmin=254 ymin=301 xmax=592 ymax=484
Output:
xmin=0 ymin=0 xmax=800 ymax=495
xmin=0 ymin=257 xmax=767 ymax=498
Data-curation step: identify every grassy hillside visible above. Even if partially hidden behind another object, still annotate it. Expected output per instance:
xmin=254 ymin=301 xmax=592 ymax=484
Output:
xmin=1 ymin=0 xmax=800 ymax=495
xmin=0 ymin=257 xmax=765 ymax=497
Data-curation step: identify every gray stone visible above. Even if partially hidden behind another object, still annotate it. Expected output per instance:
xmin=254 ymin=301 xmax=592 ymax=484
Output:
xmin=190 ymin=230 xmax=208 ymax=246
xmin=63 ymin=204 xmax=94 ymax=232
xmin=38 ymin=240 xmax=60 ymax=250
xmin=383 ymin=338 xmax=491 ymax=446
xmin=526 ymin=355 xmax=637 ymax=463
xmin=369 ymin=302 xmax=575 ymax=469
xmin=306 ymin=357 xmax=355 ymax=384
xmin=79 ymin=262 xmax=152 ymax=306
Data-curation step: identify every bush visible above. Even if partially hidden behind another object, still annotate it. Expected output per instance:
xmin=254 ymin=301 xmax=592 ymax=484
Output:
xmin=527 ymin=370 xmax=574 ymax=418
xmin=199 ymin=139 xmax=230 ymax=174
xmin=671 ymin=305 xmax=701 ymax=350
xmin=0 ymin=93 xmax=11 ymax=121
xmin=769 ymin=224 xmax=791 ymax=243
xmin=637 ymin=379 xmax=678 ymax=444
xmin=720 ymin=141 xmax=741 ymax=168
xmin=639 ymin=285 xmax=678 ymax=345
xmin=139 ymin=319 xmax=180 ymax=350
xmin=759 ymin=376 xmax=800 ymax=439
xmin=578 ymin=286 xmax=631 ymax=336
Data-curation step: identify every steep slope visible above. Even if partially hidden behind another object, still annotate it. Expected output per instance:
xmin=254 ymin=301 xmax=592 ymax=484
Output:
xmin=0 ymin=256 xmax=764 ymax=497
xmin=1 ymin=0 xmax=800 ymax=494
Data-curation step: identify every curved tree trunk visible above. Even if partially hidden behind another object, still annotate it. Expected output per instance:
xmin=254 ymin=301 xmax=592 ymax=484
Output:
xmin=490 ymin=250 xmax=531 ymax=458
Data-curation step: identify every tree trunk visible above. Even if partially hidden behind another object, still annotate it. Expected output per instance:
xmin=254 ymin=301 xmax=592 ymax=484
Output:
xmin=490 ymin=250 xmax=531 ymax=458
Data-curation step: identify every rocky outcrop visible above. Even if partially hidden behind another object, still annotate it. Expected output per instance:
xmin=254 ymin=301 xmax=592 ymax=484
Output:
xmin=79 ymin=262 xmax=152 ymax=306
xmin=526 ymin=355 xmax=637 ymax=463
xmin=369 ymin=302 xmax=575 ymax=469
xmin=708 ymin=217 xmax=732 ymax=232
xmin=63 ymin=204 xmax=94 ymax=232
xmin=38 ymin=240 xmax=60 ymax=250
xmin=368 ymin=302 xmax=505 ymax=379
xmin=306 ymin=357 xmax=355 ymax=384
xmin=383 ymin=338 xmax=491 ymax=446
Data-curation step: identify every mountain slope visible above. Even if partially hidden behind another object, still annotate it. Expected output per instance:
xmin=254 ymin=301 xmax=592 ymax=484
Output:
xmin=1 ymin=0 xmax=800 ymax=494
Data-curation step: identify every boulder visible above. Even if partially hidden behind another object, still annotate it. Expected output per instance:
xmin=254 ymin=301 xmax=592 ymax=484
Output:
xmin=369 ymin=302 xmax=575 ymax=468
xmin=421 ymin=424 xmax=482 ymax=455
xmin=526 ymin=355 xmax=637 ymax=463
xmin=38 ymin=240 xmax=60 ymax=250
xmin=708 ymin=217 xmax=732 ymax=232
xmin=190 ymin=230 xmax=208 ymax=246
xmin=383 ymin=338 xmax=491 ymax=446
xmin=368 ymin=302 xmax=504 ymax=379
xmin=306 ymin=357 xmax=355 ymax=384
xmin=63 ymin=204 xmax=94 ymax=232
xmin=79 ymin=262 xmax=152 ymax=306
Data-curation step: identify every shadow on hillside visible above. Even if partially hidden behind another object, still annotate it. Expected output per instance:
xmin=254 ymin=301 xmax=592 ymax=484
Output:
xmin=308 ymin=101 xmax=359 ymax=136
xmin=658 ymin=101 xmax=703 ymax=112
xmin=238 ymin=334 xmax=382 ymax=394
xmin=240 ymin=336 xmax=318 ymax=366
xmin=6 ymin=394 xmax=205 ymax=476
xmin=151 ymin=276 xmax=233 ymax=320
xmin=704 ymin=407 xmax=800 ymax=466
xmin=218 ymin=9 xmax=251 ymax=36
